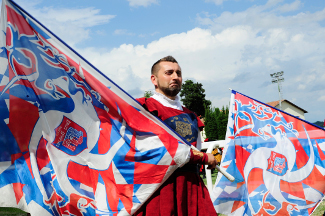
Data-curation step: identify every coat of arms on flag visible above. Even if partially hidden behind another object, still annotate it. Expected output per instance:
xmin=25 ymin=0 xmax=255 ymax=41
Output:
xmin=0 ymin=0 xmax=191 ymax=215
xmin=212 ymin=90 xmax=325 ymax=216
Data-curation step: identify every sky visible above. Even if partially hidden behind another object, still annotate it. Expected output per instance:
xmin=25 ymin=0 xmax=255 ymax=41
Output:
xmin=1 ymin=0 xmax=324 ymax=123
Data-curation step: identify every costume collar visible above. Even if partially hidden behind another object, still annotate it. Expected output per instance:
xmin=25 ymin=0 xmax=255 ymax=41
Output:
xmin=151 ymin=92 xmax=183 ymax=111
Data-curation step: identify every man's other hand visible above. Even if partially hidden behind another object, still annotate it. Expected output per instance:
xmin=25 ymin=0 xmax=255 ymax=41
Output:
xmin=206 ymin=153 xmax=217 ymax=169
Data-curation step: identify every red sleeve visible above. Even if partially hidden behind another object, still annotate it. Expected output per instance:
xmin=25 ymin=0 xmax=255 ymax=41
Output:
xmin=136 ymin=97 xmax=146 ymax=105
xmin=188 ymin=149 xmax=208 ymax=164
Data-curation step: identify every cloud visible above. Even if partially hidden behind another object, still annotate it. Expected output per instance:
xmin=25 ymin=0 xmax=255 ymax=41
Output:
xmin=138 ymin=31 xmax=159 ymax=38
xmin=204 ymin=0 xmax=229 ymax=6
xmin=1 ymin=0 xmax=322 ymax=122
xmin=2 ymin=1 xmax=322 ymax=123
xmin=265 ymin=0 xmax=285 ymax=9
xmin=14 ymin=0 xmax=115 ymax=46
xmin=298 ymin=84 xmax=305 ymax=90
xmin=96 ymin=30 xmax=107 ymax=36
xmin=318 ymin=96 xmax=325 ymax=102
xmin=311 ymin=84 xmax=324 ymax=91
xmin=114 ymin=29 xmax=135 ymax=36
xmin=196 ymin=1 xmax=325 ymax=34
xmin=232 ymin=72 xmax=254 ymax=83
xmin=76 ymin=1 xmax=325 ymax=122
xmin=151 ymin=31 xmax=159 ymax=36
xmin=127 ymin=0 xmax=158 ymax=7
xmin=276 ymin=0 xmax=302 ymax=13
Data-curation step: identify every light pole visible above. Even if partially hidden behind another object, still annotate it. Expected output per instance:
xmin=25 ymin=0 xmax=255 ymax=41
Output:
xmin=270 ymin=71 xmax=284 ymax=110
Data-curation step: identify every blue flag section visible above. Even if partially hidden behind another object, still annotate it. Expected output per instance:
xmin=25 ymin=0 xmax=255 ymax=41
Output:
xmin=212 ymin=90 xmax=325 ymax=216
xmin=0 ymin=0 xmax=191 ymax=215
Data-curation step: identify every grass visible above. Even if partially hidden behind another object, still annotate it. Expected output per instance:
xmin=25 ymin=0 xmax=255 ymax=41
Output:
xmin=0 ymin=207 xmax=28 ymax=215
xmin=200 ymin=169 xmax=219 ymax=186
xmin=311 ymin=201 xmax=325 ymax=216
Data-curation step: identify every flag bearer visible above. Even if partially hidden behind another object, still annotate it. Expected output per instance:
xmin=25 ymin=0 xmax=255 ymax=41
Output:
xmin=136 ymin=56 xmax=218 ymax=216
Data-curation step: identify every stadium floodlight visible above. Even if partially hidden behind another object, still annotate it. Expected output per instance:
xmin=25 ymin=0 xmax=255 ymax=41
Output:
xmin=270 ymin=71 xmax=285 ymax=110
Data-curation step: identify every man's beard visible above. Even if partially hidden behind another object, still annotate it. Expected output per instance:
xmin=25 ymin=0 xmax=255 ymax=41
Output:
xmin=158 ymin=84 xmax=181 ymax=98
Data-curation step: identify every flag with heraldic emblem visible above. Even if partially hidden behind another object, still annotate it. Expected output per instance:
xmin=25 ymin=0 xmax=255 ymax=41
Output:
xmin=212 ymin=90 xmax=325 ymax=216
xmin=0 ymin=0 xmax=192 ymax=215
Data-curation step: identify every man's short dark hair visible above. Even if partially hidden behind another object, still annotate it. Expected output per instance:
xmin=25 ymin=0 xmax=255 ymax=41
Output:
xmin=151 ymin=56 xmax=178 ymax=75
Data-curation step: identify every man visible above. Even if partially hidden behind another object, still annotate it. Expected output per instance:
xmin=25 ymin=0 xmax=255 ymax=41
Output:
xmin=135 ymin=56 xmax=218 ymax=216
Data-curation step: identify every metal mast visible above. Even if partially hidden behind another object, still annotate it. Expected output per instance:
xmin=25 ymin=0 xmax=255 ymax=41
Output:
xmin=270 ymin=71 xmax=284 ymax=110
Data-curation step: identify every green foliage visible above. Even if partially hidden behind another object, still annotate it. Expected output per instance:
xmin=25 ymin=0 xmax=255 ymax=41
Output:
xmin=204 ymin=105 xmax=229 ymax=141
xmin=200 ymin=169 xmax=218 ymax=186
xmin=144 ymin=90 xmax=153 ymax=98
xmin=180 ymin=80 xmax=211 ymax=117
xmin=313 ymin=121 xmax=324 ymax=127
xmin=179 ymin=79 xmax=228 ymax=140
xmin=205 ymin=107 xmax=218 ymax=140
xmin=0 ymin=207 xmax=27 ymax=215
xmin=217 ymin=106 xmax=229 ymax=140
xmin=311 ymin=200 xmax=325 ymax=216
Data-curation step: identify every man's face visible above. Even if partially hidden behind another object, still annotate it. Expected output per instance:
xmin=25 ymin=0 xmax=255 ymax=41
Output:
xmin=151 ymin=61 xmax=182 ymax=99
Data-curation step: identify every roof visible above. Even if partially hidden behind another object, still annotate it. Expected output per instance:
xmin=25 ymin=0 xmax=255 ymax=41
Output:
xmin=266 ymin=99 xmax=308 ymax=113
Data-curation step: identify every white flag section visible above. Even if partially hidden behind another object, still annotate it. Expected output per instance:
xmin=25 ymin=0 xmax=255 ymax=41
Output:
xmin=212 ymin=90 xmax=325 ymax=216
xmin=0 ymin=0 xmax=191 ymax=215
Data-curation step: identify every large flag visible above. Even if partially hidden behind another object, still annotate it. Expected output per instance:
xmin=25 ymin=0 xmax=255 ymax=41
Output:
xmin=212 ymin=90 xmax=325 ymax=216
xmin=0 ymin=0 xmax=191 ymax=215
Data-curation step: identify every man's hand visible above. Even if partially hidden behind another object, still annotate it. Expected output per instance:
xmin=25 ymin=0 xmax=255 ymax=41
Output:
xmin=206 ymin=153 xmax=218 ymax=169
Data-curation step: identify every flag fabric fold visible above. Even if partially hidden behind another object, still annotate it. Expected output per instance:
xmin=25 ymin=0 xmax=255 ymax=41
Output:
xmin=212 ymin=90 xmax=325 ymax=216
xmin=0 ymin=0 xmax=191 ymax=215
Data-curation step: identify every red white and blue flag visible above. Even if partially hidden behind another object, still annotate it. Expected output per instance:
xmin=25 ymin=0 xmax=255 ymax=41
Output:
xmin=0 ymin=0 xmax=191 ymax=215
xmin=212 ymin=90 xmax=325 ymax=216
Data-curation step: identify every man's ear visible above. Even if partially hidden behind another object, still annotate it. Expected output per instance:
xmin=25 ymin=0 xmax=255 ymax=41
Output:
xmin=151 ymin=74 xmax=158 ymax=87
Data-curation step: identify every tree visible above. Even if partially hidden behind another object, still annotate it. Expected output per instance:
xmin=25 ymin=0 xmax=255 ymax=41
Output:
xmin=313 ymin=121 xmax=325 ymax=127
xmin=204 ymin=105 xmax=229 ymax=141
xmin=180 ymin=80 xmax=211 ymax=117
xmin=205 ymin=107 xmax=218 ymax=140
xmin=217 ymin=106 xmax=229 ymax=140
xmin=144 ymin=90 xmax=153 ymax=98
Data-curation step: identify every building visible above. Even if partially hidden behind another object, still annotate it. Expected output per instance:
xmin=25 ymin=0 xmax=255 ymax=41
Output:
xmin=266 ymin=99 xmax=308 ymax=120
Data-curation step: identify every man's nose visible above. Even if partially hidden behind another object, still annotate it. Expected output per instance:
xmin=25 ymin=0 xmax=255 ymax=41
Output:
xmin=171 ymin=71 xmax=178 ymax=79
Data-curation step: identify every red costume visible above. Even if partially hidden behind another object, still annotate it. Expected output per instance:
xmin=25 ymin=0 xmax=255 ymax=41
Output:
xmin=134 ymin=97 xmax=217 ymax=216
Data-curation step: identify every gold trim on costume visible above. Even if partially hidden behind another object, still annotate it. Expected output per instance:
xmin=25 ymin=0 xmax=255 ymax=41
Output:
xmin=171 ymin=117 xmax=193 ymax=138
xmin=192 ymin=150 xmax=204 ymax=158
